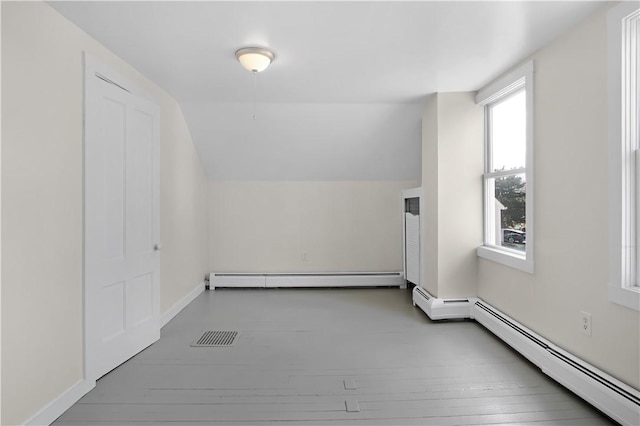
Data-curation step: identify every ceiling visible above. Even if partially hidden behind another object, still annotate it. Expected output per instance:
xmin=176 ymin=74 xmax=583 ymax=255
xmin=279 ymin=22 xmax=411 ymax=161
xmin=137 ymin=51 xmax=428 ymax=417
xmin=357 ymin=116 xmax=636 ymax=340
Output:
xmin=49 ymin=1 xmax=606 ymax=181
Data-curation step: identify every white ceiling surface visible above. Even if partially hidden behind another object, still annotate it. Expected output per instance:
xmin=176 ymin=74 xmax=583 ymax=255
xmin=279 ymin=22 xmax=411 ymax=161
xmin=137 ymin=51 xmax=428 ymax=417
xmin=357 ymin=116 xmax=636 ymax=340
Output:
xmin=181 ymin=102 xmax=424 ymax=180
xmin=50 ymin=1 xmax=605 ymax=181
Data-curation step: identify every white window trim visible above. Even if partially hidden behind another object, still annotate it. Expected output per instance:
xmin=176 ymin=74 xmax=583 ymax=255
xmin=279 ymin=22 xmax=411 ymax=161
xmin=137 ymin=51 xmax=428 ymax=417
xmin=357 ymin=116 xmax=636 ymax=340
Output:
xmin=476 ymin=61 xmax=534 ymax=274
xmin=608 ymin=2 xmax=640 ymax=311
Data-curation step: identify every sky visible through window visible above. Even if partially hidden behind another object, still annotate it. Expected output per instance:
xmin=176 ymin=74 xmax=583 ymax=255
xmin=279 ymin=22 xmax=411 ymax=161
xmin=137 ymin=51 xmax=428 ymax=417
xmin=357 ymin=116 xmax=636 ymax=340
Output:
xmin=491 ymin=89 xmax=526 ymax=172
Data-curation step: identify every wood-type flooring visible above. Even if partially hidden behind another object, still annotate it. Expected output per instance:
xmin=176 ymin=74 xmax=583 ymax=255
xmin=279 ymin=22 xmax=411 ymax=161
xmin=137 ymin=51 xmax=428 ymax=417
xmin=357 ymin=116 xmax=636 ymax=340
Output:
xmin=54 ymin=288 xmax=615 ymax=425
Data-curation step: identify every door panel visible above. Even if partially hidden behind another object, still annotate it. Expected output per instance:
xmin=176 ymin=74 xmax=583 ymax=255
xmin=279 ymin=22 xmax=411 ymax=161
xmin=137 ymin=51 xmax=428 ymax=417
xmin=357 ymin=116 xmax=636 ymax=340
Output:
xmin=85 ymin=61 xmax=160 ymax=381
xmin=127 ymin=107 xmax=154 ymax=256
xmin=101 ymin=97 xmax=127 ymax=261
xmin=127 ymin=273 xmax=154 ymax=327
xmin=101 ymin=281 xmax=125 ymax=342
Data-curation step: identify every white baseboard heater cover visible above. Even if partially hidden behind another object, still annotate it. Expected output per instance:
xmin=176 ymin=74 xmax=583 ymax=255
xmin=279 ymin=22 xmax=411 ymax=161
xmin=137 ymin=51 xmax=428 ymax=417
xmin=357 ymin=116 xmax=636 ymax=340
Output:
xmin=412 ymin=286 xmax=639 ymax=424
xmin=411 ymin=286 xmax=472 ymax=320
xmin=210 ymin=272 xmax=404 ymax=289
xmin=472 ymin=300 xmax=640 ymax=425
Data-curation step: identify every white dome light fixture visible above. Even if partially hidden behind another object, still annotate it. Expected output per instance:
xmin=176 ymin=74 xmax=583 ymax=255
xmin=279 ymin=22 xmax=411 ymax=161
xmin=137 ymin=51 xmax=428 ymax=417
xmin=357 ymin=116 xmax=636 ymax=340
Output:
xmin=235 ymin=47 xmax=276 ymax=73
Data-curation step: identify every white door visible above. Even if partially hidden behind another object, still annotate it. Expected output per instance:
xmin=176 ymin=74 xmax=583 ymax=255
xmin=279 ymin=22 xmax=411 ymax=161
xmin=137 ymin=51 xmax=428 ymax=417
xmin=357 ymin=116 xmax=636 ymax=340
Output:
xmin=84 ymin=58 xmax=160 ymax=381
xmin=405 ymin=212 xmax=420 ymax=285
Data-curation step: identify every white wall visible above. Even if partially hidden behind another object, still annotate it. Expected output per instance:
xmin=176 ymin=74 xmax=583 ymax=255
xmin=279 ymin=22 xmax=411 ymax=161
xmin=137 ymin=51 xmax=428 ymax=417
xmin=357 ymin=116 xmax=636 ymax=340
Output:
xmin=159 ymin=101 xmax=208 ymax=314
xmin=437 ymin=93 xmax=484 ymax=298
xmin=421 ymin=93 xmax=484 ymax=298
xmin=477 ymin=5 xmax=639 ymax=389
xmin=1 ymin=2 xmax=208 ymax=424
xmin=422 ymin=96 xmax=439 ymax=296
xmin=209 ymin=181 xmax=418 ymax=273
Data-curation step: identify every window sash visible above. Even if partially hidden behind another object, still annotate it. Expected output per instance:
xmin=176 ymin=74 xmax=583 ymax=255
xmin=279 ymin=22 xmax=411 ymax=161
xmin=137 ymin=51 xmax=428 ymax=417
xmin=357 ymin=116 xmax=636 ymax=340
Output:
xmin=630 ymin=10 xmax=640 ymax=289
xmin=485 ymin=88 xmax=527 ymax=174
xmin=477 ymin=61 xmax=534 ymax=273
xmin=485 ymin=167 xmax=526 ymax=179
xmin=483 ymin=172 xmax=526 ymax=247
xmin=635 ymin=149 xmax=640 ymax=289
xmin=483 ymin=89 xmax=528 ymax=250
xmin=620 ymin=8 xmax=640 ymax=290
xmin=607 ymin=2 xmax=640 ymax=310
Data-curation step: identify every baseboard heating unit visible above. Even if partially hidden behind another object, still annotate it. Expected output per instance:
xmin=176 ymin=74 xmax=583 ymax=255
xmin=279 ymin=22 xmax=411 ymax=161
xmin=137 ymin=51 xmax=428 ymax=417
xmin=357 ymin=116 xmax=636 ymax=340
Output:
xmin=209 ymin=272 xmax=404 ymax=289
xmin=411 ymin=286 xmax=472 ymax=320
xmin=412 ymin=286 xmax=640 ymax=425
xmin=473 ymin=300 xmax=639 ymax=425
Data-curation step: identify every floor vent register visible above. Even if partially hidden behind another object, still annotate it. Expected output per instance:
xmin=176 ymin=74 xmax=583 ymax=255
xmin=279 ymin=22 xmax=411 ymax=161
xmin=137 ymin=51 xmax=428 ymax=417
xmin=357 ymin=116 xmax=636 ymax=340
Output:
xmin=191 ymin=330 xmax=239 ymax=347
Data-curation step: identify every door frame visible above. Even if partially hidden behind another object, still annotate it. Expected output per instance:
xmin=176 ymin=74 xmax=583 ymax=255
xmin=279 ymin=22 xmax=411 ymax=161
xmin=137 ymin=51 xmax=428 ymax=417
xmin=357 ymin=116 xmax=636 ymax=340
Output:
xmin=401 ymin=187 xmax=423 ymax=288
xmin=83 ymin=53 xmax=160 ymax=382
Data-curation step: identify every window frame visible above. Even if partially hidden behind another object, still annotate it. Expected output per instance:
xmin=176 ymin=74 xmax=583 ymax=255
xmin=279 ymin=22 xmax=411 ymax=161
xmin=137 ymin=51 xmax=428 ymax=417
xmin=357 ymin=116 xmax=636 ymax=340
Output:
xmin=476 ymin=61 xmax=535 ymax=274
xmin=608 ymin=2 xmax=640 ymax=311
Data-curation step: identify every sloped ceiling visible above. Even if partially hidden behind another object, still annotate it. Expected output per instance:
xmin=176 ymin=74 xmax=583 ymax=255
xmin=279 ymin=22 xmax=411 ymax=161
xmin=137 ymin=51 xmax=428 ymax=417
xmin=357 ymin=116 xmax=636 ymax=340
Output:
xmin=49 ymin=1 xmax=606 ymax=181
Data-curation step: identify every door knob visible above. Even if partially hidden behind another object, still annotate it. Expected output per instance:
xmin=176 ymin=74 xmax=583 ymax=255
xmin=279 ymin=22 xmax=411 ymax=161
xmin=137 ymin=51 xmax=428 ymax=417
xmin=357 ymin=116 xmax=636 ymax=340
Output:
xmin=153 ymin=243 xmax=162 ymax=251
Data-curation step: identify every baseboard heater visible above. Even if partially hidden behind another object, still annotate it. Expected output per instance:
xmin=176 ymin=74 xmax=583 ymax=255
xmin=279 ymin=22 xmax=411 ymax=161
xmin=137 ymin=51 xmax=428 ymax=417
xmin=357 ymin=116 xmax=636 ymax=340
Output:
xmin=412 ymin=286 xmax=472 ymax=320
xmin=412 ymin=286 xmax=640 ymax=425
xmin=473 ymin=300 xmax=639 ymax=425
xmin=209 ymin=272 xmax=404 ymax=289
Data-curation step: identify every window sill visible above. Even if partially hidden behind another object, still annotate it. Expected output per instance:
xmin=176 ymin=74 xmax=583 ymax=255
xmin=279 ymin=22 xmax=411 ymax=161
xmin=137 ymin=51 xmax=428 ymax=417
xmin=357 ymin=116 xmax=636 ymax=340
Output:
xmin=477 ymin=245 xmax=534 ymax=274
xmin=608 ymin=285 xmax=640 ymax=311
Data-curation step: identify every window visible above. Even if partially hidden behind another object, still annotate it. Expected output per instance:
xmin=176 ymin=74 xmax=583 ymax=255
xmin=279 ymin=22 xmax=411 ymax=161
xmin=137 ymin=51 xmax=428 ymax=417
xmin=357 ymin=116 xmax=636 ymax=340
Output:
xmin=608 ymin=2 xmax=640 ymax=311
xmin=476 ymin=61 xmax=534 ymax=273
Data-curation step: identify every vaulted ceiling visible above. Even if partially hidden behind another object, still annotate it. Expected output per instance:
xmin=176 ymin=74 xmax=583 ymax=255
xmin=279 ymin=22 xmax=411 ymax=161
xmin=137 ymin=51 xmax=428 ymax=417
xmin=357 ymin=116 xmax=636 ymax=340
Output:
xmin=49 ymin=1 xmax=606 ymax=181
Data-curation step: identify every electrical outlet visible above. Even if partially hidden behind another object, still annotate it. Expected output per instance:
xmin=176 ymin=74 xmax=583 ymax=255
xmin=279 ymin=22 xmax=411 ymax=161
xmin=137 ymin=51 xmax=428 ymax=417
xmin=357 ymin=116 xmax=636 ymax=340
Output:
xmin=302 ymin=252 xmax=309 ymax=261
xmin=580 ymin=311 xmax=592 ymax=336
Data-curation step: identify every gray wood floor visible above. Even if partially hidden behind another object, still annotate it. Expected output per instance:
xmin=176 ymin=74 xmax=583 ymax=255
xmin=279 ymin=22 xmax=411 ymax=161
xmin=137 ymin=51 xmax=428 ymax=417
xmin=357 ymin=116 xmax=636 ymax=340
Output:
xmin=54 ymin=288 xmax=614 ymax=425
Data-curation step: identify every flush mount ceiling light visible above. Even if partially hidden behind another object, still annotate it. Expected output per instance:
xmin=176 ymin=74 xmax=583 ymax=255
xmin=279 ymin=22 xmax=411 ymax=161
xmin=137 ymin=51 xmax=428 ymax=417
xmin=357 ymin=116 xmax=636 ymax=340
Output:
xmin=235 ymin=46 xmax=276 ymax=120
xmin=235 ymin=47 xmax=276 ymax=73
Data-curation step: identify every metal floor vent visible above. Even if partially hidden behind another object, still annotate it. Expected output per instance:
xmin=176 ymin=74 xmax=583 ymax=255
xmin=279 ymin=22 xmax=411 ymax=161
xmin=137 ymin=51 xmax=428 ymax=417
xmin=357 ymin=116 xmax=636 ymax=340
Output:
xmin=191 ymin=331 xmax=239 ymax=347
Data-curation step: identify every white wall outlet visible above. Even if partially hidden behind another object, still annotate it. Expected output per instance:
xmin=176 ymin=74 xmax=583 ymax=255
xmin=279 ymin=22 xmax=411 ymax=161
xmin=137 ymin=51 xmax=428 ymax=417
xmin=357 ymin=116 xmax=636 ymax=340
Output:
xmin=580 ymin=311 xmax=592 ymax=336
xmin=302 ymin=252 xmax=309 ymax=261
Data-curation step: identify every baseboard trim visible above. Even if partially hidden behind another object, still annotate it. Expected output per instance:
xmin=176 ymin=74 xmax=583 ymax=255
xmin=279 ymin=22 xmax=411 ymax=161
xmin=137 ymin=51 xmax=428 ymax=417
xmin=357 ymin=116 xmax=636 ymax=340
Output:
xmin=411 ymin=286 xmax=473 ymax=320
xmin=411 ymin=287 xmax=639 ymax=424
xmin=160 ymin=281 xmax=205 ymax=328
xmin=210 ymin=272 xmax=404 ymax=289
xmin=24 ymin=378 xmax=95 ymax=426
